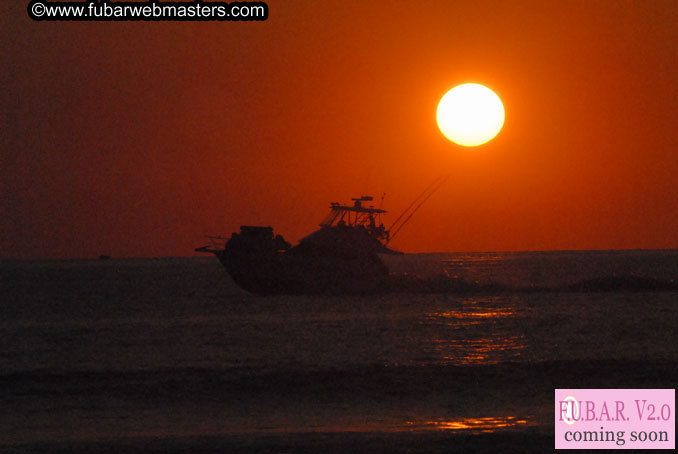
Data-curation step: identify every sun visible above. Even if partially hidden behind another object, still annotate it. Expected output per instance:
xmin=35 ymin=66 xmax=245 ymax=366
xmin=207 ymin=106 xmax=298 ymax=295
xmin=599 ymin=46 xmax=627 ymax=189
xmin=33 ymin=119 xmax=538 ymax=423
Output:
xmin=436 ymin=83 xmax=505 ymax=147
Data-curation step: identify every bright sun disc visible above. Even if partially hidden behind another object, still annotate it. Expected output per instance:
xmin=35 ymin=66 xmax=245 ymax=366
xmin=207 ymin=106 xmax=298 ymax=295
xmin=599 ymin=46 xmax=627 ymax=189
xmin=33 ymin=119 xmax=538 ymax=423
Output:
xmin=436 ymin=83 xmax=505 ymax=147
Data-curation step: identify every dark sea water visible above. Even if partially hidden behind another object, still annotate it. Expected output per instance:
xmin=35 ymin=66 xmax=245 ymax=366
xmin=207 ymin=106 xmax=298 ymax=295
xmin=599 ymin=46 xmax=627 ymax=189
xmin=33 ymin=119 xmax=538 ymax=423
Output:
xmin=1 ymin=251 xmax=677 ymax=453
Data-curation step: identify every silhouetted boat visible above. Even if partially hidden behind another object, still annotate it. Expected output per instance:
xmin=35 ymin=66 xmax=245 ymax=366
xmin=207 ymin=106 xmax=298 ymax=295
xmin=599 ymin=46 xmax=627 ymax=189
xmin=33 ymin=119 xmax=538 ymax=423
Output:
xmin=196 ymin=196 xmax=402 ymax=294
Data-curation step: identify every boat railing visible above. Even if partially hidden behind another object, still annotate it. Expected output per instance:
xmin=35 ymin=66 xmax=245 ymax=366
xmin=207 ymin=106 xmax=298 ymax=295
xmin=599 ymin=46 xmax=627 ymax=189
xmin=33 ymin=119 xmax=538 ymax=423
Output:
xmin=194 ymin=235 xmax=228 ymax=253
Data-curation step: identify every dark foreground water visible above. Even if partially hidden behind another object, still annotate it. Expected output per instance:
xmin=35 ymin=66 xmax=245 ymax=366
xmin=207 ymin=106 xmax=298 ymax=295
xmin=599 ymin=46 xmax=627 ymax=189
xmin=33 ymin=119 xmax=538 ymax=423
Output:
xmin=1 ymin=251 xmax=677 ymax=453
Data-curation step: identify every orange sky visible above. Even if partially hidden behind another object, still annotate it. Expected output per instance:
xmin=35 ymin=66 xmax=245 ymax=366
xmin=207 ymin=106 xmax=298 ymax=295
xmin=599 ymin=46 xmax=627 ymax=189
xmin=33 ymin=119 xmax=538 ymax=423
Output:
xmin=2 ymin=1 xmax=677 ymax=259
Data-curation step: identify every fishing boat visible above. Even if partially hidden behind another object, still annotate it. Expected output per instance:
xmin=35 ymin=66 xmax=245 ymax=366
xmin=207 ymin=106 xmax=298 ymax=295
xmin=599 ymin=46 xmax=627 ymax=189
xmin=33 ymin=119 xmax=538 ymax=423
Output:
xmin=196 ymin=178 xmax=447 ymax=295
xmin=196 ymin=196 xmax=400 ymax=294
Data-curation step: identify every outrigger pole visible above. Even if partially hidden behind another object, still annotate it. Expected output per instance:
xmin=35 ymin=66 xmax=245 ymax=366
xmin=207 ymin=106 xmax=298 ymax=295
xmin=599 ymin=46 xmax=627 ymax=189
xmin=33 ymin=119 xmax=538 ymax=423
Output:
xmin=387 ymin=175 xmax=449 ymax=243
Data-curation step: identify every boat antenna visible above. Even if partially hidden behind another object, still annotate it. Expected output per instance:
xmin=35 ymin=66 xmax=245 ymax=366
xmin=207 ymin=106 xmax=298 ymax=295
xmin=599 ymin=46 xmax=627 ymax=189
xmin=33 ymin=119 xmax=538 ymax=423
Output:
xmin=388 ymin=175 xmax=449 ymax=243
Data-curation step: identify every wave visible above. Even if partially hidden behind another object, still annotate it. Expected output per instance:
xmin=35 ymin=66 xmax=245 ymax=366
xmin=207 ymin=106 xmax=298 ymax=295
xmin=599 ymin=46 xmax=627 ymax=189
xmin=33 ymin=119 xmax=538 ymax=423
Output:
xmin=563 ymin=274 xmax=677 ymax=292
xmin=4 ymin=360 xmax=676 ymax=452
xmin=4 ymin=359 xmax=677 ymax=406
xmin=387 ymin=273 xmax=677 ymax=294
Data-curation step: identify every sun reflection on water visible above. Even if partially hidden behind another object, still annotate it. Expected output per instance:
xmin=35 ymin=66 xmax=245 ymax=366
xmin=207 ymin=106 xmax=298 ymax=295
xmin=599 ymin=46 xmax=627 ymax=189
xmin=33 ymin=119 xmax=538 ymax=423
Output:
xmin=425 ymin=297 xmax=516 ymax=324
xmin=431 ymin=335 xmax=526 ymax=365
xmin=424 ymin=297 xmax=527 ymax=365
xmin=407 ymin=416 xmax=532 ymax=432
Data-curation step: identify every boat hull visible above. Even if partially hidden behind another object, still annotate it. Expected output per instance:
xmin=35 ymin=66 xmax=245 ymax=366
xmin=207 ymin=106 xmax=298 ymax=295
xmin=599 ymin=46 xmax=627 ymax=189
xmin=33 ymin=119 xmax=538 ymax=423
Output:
xmin=215 ymin=248 xmax=389 ymax=295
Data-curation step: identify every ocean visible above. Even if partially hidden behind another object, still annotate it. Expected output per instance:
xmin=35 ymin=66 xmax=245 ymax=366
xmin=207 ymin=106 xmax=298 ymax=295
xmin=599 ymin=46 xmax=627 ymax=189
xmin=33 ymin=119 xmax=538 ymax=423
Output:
xmin=1 ymin=250 xmax=677 ymax=452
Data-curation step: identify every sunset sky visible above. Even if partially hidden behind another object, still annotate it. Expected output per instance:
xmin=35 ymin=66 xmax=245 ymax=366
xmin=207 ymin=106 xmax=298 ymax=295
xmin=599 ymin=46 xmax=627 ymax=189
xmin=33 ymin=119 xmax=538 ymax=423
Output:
xmin=2 ymin=1 xmax=677 ymax=259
